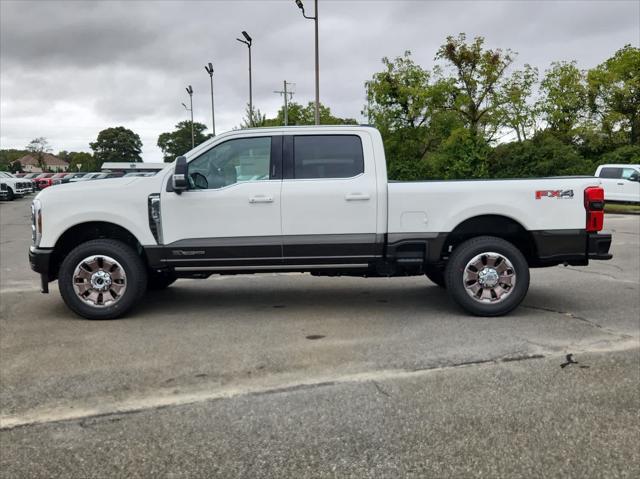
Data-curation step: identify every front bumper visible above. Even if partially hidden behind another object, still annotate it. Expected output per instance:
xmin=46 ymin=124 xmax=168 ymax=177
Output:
xmin=29 ymin=246 xmax=53 ymax=293
xmin=587 ymin=232 xmax=612 ymax=260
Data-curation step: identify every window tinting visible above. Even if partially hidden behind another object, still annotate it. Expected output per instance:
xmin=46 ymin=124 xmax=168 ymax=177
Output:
xmin=599 ymin=167 xmax=622 ymax=179
xmin=293 ymin=135 xmax=364 ymax=179
xmin=189 ymin=137 xmax=271 ymax=189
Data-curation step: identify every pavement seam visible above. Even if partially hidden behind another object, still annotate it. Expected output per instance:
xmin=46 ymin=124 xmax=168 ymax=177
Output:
xmin=0 ymin=353 xmax=548 ymax=432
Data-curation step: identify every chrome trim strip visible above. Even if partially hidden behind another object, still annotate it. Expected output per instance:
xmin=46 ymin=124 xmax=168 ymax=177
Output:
xmin=175 ymin=264 xmax=369 ymax=271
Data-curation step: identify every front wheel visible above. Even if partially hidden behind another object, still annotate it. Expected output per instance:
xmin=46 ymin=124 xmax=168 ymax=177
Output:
xmin=445 ymin=236 xmax=529 ymax=317
xmin=6 ymin=187 xmax=14 ymax=201
xmin=58 ymin=239 xmax=147 ymax=320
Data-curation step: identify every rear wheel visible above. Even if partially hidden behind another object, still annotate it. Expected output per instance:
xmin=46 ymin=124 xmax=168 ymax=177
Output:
xmin=445 ymin=236 xmax=529 ymax=316
xmin=58 ymin=239 xmax=147 ymax=320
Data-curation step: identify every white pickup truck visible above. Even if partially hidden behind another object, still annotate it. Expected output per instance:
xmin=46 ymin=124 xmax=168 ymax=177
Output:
xmin=29 ymin=126 xmax=612 ymax=320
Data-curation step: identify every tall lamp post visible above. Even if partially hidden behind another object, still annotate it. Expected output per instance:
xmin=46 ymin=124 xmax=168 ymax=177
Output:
xmin=236 ymin=31 xmax=253 ymax=126
xmin=294 ymin=0 xmax=319 ymax=125
xmin=204 ymin=62 xmax=216 ymax=136
xmin=183 ymin=84 xmax=194 ymax=149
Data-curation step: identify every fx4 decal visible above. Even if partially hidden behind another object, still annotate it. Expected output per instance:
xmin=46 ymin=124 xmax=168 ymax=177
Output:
xmin=535 ymin=189 xmax=574 ymax=200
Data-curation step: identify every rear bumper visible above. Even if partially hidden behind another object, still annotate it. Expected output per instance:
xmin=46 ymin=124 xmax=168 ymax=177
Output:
xmin=29 ymin=247 xmax=52 ymax=293
xmin=587 ymin=232 xmax=612 ymax=260
xmin=531 ymin=229 xmax=612 ymax=266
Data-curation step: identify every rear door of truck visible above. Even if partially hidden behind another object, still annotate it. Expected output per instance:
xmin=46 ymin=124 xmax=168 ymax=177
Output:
xmin=280 ymin=131 xmax=380 ymax=265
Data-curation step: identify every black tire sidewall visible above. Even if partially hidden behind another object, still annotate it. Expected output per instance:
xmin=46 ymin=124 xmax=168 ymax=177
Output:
xmin=7 ymin=187 xmax=14 ymax=201
xmin=445 ymin=236 xmax=530 ymax=316
xmin=58 ymin=239 xmax=147 ymax=320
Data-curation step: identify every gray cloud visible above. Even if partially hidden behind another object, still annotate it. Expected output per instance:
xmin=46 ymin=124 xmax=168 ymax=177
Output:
xmin=1 ymin=0 xmax=638 ymax=161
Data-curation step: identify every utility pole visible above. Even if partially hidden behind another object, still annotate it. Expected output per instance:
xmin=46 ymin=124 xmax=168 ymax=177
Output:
xmin=204 ymin=62 xmax=216 ymax=136
xmin=273 ymin=81 xmax=295 ymax=126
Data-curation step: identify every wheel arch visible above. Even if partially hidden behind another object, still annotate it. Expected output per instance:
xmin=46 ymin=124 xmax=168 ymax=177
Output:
xmin=49 ymin=221 xmax=145 ymax=280
xmin=441 ymin=214 xmax=538 ymax=265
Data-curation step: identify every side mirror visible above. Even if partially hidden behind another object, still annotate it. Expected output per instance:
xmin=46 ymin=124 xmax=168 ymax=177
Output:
xmin=628 ymin=173 xmax=639 ymax=182
xmin=172 ymin=156 xmax=188 ymax=193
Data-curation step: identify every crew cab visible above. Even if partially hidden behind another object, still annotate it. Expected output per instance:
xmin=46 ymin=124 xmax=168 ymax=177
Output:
xmin=0 ymin=172 xmax=32 ymax=199
xmin=29 ymin=126 xmax=612 ymax=320
xmin=594 ymin=164 xmax=640 ymax=204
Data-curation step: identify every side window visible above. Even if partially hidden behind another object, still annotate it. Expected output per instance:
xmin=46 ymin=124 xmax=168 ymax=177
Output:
xmin=621 ymin=168 xmax=638 ymax=180
xmin=188 ymin=137 xmax=272 ymax=189
xmin=599 ymin=167 xmax=622 ymax=179
xmin=293 ymin=135 xmax=364 ymax=179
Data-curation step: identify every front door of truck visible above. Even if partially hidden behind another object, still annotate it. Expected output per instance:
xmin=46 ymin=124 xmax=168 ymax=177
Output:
xmin=280 ymin=133 xmax=380 ymax=264
xmin=160 ymin=135 xmax=283 ymax=268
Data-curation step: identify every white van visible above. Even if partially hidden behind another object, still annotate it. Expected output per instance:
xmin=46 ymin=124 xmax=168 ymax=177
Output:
xmin=594 ymin=164 xmax=640 ymax=203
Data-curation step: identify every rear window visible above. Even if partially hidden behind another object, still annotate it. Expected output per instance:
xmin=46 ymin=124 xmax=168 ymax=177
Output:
xmin=599 ymin=167 xmax=621 ymax=179
xmin=293 ymin=135 xmax=364 ymax=179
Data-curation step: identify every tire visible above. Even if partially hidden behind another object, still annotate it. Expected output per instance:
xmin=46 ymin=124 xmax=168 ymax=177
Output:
xmin=444 ymin=236 xmax=529 ymax=317
xmin=147 ymin=271 xmax=177 ymax=291
xmin=58 ymin=239 xmax=147 ymax=320
xmin=425 ymin=265 xmax=446 ymax=288
xmin=6 ymin=187 xmax=14 ymax=201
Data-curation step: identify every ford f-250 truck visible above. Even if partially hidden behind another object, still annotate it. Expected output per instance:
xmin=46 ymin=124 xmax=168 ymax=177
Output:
xmin=29 ymin=126 xmax=612 ymax=320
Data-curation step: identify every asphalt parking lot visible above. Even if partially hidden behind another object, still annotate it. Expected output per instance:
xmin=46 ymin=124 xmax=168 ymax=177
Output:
xmin=1 ymin=196 xmax=639 ymax=478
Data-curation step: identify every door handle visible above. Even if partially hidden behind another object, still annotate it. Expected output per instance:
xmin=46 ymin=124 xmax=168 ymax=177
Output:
xmin=617 ymin=182 xmax=624 ymax=185
xmin=249 ymin=196 xmax=274 ymax=204
xmin=345 ymin=193 xmax=370 ymax=201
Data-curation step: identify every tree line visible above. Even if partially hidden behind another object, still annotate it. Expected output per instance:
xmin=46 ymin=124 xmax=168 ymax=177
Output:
xmin=2 ymin=33 xmax=637 ymax=176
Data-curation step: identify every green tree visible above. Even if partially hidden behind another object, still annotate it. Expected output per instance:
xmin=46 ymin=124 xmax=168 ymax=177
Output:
xmin=90 ymin=126 xmax=142 ymax=166
xmin=435 ymin=33 xmax=515 ymax=139
xmin=538 ymin=61 xmax=588 ymax=140
xmin=26 ymin=137 xmax=52 ymax=171
xmin=240 ymin=104 xmax=268 ymax=128
xmin=587 ymin=45 xmax=640 ymax=145
xmin=70 ymin=152 xmax=97 ymax=172
xmin=497 ymin=64 xmax=539 ymax=141
xmin=157 ymin=121 xmax=211 ymax=162
xmin=0 ymin=149 xmax=28 ymax=171
xmin=489 ymin=131 xmax=592 ymax=178
xmin=248 ymin=102 xmax=357 ymax=128
xmin=364 ymin=51 xmax=460 ymax=180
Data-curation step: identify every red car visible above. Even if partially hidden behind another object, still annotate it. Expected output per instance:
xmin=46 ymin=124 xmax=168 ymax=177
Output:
xmin=36 ymin=177 xmax=55 ymax=190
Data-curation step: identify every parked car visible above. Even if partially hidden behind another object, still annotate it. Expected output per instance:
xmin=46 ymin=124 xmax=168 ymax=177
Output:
xmin=29 ymin=126 xmax=612 ymax=320
xmin=594 ymin=164 xmax=640 ymax=204
xmin=36 ymin=177 xmax=56 ymax=190
xmin=69 ymin=173 xmax=101 ymax=182
xmin=60 ymin=173 xmax=89 ymax=183
xmin=0 ymin=172 xmax=32 ymax=199
xmin=0 ymin=171 xmax=36 ymax=193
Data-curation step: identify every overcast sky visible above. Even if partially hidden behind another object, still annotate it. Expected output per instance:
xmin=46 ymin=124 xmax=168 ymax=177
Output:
xmin=1 ymin=0 xmax=638 ymax=162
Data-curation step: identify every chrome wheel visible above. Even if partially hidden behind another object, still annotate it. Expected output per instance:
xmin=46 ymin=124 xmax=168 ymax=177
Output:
xmin=463 ymin=252 xmax=516 ymax=304
xmin=72 ymin=255 xmax=127 ymax=308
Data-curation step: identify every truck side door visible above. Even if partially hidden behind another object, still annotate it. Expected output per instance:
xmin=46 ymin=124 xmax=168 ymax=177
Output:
xmin=280 ymin=133 xmax=380 ymax=265
xmin=159 ymin=135 xmax=283 ymax=268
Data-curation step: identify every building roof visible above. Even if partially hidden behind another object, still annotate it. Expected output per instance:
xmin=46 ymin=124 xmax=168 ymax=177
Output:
xmin=17 ymin=153 xmax=68 ymax=167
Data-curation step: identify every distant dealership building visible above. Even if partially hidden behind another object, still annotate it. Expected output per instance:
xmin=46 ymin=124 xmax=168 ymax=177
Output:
xmin=17 ymin=153 xmax=69 ymax=172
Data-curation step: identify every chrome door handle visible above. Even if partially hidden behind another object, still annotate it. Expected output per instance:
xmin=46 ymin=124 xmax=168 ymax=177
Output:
xmin=249 ymin=196 xmax=274 ymax=204
xmin=345 ymin=193 xmax=370 ymax=201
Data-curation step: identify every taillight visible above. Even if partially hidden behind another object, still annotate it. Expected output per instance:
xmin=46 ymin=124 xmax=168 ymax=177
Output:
xmin=584 ymin=186 xmax=604 ymax=232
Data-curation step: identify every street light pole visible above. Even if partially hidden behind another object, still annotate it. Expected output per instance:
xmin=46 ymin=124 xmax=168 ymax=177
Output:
xmin=185 ymin=85 xmax=194 ymax=148
xmin=295 ymin=0 xmax=320 ymax=125
xmin=204 ymin=62 xmax=216 ymax=136
xmin=236 ymin=31 xmax=253 ymax=127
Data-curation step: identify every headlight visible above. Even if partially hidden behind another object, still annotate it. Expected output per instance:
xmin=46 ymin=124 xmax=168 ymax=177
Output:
xmin=31 ymin=199 xmax=42 ymax=246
